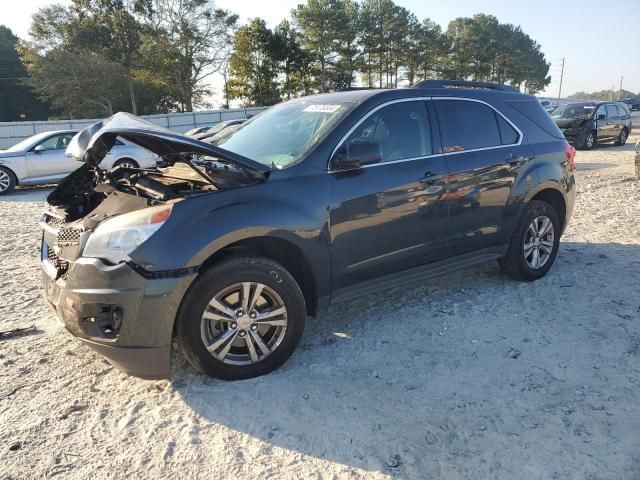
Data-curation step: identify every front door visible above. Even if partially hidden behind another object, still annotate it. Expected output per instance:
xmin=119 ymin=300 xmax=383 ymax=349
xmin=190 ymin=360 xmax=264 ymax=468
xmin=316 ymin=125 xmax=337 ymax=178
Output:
xmin=433 ymin=98 xmax=530 ymax=256
xmin=329 ymin=99 xmax=449 ymax=295
xmin=25 ymin=132 xmax=77 ymax=180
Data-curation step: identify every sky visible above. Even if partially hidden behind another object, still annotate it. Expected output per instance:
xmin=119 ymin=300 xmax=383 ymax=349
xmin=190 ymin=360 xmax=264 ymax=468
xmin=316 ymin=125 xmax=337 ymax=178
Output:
xmin=3 ymin=0 xmax=639 ymax=103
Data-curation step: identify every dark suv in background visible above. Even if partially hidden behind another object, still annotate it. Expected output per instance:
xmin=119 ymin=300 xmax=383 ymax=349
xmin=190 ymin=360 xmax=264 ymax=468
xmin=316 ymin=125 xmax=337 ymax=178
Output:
xmin=40 ymin=80 xmax=576 ymax=380
xmin=550 ymin=101 xmax=632 ymax=149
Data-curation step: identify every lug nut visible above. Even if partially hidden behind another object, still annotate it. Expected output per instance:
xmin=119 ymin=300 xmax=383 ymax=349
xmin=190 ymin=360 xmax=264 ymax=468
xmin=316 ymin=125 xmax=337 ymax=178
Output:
xmin=235 ymin=309 xmax=244 ymax=317
xmin=251 ymin=324 xmax=258 ymax=331
xmin=249 ymin=311 xmax=257 ymax=319
xmin=230 ymin=323 xmax=237 ymax=329
xmin=239 ymin=331 xmax=247 ymax=337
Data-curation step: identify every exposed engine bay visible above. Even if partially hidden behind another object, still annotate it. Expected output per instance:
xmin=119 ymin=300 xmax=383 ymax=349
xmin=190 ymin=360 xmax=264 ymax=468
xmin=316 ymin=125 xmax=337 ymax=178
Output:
xmin=40 ymin=113 xmax=270 ymax=277
xmin=45 ymin=112 xmax=269 ymax=223
xmin=47 ymin=156 xmax=259 ymax=223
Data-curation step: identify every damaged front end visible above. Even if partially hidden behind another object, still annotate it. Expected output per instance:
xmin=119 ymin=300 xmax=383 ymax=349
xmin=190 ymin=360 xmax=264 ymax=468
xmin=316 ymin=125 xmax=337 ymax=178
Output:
xmin=41 ymin=112 xmax=268 ymax=277
xmin=39 ymin=113 xmax=269 ymax=378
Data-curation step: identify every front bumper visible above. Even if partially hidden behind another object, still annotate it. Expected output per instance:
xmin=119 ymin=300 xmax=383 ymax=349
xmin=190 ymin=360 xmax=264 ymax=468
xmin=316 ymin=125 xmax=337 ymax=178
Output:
xmin=42 ymin=251 xmax=197 ymax=379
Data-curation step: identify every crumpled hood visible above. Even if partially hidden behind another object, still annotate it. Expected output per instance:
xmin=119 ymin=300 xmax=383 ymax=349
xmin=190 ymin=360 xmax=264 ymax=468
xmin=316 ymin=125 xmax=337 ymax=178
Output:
xmin=66 ymin=112 xmax=270 ymax=179
xmin=554 ymin=118 xmax=588 ymax=129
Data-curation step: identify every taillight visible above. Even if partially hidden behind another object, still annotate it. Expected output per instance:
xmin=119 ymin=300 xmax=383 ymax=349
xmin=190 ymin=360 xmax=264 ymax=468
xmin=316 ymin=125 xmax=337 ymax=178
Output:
xmin=565 ymin=143 xmax=576 ymax=172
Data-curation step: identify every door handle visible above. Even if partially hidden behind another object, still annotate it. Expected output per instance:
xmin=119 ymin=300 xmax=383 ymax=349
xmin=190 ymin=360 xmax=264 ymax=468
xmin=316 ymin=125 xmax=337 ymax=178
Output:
xmin=420 ymin=171 xmax=444 ymax=184
xmin=505 ymin=153 xmax=528 ymax=167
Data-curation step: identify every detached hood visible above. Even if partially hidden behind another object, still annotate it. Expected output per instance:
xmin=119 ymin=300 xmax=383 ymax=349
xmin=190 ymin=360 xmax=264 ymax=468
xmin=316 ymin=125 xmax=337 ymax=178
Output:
xmin=66 ymin=112 xmax=270 ymax=179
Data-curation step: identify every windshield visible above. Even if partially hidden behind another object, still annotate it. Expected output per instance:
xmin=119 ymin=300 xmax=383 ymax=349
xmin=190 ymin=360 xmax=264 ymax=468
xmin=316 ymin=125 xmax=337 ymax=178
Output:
xmin=550 ymin=105 xmax=595 ymax=120
xmin=212 ymin=100 xmax=352 ymax=168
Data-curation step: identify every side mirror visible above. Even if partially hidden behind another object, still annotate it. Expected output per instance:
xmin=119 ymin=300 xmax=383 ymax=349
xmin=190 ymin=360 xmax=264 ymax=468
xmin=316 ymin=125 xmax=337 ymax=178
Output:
xmin=332 ymin=141 xmax=382 ymax=170
xmin=597 ymin=114 xmax=606 ymax=121
xmin=34 ymin=145 xmax=46 ymax=154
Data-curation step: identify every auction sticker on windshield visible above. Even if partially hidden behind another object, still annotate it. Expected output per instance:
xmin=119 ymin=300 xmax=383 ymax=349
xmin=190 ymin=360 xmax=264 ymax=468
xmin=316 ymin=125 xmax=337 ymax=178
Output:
xmin=303 ymin=104 xmax=342 ymax=113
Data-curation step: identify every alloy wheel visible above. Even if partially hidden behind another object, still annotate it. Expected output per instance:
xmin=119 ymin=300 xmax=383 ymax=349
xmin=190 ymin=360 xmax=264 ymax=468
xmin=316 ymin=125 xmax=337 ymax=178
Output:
xmin=585 ymin=133 xmax=594 ymax=149
xmin=523 ymin=215 xmax=555 ymax=269
xmin=115 ymin=161 xmax=136 ymax=169
xmin=0 ymin=170 xmax=10 ymax=193
xmin=200 ymin=282 xmax=288 ymax=365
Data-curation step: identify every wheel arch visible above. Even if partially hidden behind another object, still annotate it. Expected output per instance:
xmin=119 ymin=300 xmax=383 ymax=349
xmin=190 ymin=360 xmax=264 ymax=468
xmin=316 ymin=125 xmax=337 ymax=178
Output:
xmin=530 ymin=188 xmax=566 ymax=230
xmin=0 ymin=164 xmax=19 ymax=186
xmin=198 ymin=236 xmax=319 ymax=317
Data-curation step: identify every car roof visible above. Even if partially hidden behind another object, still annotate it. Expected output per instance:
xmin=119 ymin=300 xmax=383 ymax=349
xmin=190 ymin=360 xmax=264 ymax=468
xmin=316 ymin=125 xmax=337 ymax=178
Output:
xmin=283 ymin=85 xmax=530 ymax=108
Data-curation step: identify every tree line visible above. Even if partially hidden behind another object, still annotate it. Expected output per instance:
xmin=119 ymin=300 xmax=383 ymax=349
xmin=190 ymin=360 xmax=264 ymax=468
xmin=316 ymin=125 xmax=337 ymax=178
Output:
xmin=2 ymin=0 xmax=555 ymax=120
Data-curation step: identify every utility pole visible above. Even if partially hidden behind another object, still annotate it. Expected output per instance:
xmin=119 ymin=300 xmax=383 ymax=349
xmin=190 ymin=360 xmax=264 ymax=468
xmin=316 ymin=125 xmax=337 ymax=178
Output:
xmin=619 ymin=76 xmax=624 ymax=100
xmin=557 ymin=58 xmax=565 ymax=104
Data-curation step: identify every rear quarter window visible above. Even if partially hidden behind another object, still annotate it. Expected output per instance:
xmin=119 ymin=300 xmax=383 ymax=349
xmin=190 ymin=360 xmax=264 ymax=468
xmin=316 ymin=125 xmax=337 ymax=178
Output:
xmin=505 ymin=100 xmax=565 ymax=139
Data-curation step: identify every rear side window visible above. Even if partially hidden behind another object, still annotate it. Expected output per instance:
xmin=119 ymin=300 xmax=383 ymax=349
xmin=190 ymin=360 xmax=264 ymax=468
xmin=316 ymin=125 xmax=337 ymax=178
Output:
xmin=606 ymin=105 xmax=618 ymax=118
xmin=346 ymin=101 xmax=432 ymax=162
xmin=506 ymin=100 xmax=564 ymax=139
xmin=496 ymin=115 xmax=519 ymax=145
xmin=617 ymin=104 xmax=630 ymax=116
xmin=435 ymin=100 xmax=502 ymax=152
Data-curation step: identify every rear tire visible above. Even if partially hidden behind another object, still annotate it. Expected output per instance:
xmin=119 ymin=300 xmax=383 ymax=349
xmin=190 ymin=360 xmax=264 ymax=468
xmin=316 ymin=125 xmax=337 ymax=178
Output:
xmin=614 ymin=128 xmax=628 ymax=146
xmin=0 ymin=166 xmax=16 ymax=195
xmin=499 ymin=200 xmax=561 ymax=281
xmin=177 ymin=256 xmax=306 ymax=380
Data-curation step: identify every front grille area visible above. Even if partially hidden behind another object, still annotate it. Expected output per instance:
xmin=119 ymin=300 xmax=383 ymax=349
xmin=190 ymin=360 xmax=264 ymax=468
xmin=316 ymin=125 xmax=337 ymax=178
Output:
xmin=43 ymin=214 xmax=66 ymax=229
xmin=57 ymin=227 xmax=81 ymax=243
xmin=47 ymin=246 xmax=70 ymax=279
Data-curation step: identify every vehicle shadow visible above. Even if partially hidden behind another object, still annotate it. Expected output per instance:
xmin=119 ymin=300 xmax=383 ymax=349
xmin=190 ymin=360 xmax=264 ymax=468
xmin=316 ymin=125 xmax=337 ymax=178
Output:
xmin=172 ymin=241 xmax=640 ymax=478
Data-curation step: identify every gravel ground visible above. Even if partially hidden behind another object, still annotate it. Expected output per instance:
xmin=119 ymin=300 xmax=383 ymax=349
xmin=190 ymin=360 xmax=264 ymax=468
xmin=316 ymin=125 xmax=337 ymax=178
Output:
xmin=1 ymin=127 xmax=639 ymax=479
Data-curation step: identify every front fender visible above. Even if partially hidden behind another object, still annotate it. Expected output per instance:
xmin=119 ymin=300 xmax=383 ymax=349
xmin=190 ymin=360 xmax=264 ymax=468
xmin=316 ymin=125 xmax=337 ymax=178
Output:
xmin=0 ymin=156 xmax=27 ymax=182
xmin=129 ymin=176 xmax=331 ymax=297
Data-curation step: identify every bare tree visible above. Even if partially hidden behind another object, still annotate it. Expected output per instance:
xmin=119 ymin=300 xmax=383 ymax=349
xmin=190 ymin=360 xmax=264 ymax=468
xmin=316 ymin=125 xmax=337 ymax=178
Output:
xmin=138 ymin=0 xmax=238 ymax=111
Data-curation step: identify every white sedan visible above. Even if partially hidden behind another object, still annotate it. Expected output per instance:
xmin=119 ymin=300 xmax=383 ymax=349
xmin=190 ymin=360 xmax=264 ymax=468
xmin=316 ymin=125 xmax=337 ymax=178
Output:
xmin=0 ymin=130 xmax=159 ymax=194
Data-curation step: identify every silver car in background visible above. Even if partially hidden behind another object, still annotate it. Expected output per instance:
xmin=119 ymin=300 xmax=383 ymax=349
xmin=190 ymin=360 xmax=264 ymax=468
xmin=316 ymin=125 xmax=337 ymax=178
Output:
xmin=0 ymin=130 xmax=159 ymax=194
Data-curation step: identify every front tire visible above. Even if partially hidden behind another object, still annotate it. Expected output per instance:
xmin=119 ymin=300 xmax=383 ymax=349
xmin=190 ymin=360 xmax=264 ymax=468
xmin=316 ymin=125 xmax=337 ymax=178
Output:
xmin=499 ymin=200 xmax=561 ymax=281
xmin=581 ymin=131 xmax=596 ymax=150
xmin=0 ymin=167 xmax=16 ymax=195
xmin=177 ymin=256 xmax=306 ymax=380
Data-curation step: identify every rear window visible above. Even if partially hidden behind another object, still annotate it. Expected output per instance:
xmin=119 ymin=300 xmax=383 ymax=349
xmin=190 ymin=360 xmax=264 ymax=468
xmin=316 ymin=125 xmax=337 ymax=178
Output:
xmin=435 ymin=100 xmax=502 ymax=152
xmin=506 ymin=100 xmax=564 ymax=139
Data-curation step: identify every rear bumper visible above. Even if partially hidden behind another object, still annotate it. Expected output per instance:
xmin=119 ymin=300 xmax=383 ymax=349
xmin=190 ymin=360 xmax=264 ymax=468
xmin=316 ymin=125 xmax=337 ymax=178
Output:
xmin=42 ymin=256 xmax=197 ymax=379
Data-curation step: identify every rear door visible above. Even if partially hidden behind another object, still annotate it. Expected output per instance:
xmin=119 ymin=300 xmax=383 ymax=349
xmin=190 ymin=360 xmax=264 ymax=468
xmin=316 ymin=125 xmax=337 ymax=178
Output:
xmin=25 ymin=133 xmax=77 ymax=180
xmin=433 ymin=98 xmax=529 ymax=256
xmin=329 ymin=99 xmax=450 ymax=294
xmin=594 ymin=105 xmax=612 ymax=140
xmin=606 ymin=104 xmax=621 ymax=139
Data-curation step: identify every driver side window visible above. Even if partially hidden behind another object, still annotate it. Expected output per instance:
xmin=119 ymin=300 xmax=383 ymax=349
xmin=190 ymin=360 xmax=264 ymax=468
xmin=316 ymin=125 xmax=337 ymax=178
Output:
xmin=346 ymin=101 xmax=432 ymax=163
xmin=595 ymin=106 xmax=607 ymax=119
xmin=36 ymin=134 xmax=74 ymax=151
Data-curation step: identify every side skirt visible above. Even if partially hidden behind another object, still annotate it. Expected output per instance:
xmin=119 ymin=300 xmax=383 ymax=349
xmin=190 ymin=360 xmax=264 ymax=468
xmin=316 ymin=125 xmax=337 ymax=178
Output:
xmin=330 ymin=246 xmax=506 ymax=305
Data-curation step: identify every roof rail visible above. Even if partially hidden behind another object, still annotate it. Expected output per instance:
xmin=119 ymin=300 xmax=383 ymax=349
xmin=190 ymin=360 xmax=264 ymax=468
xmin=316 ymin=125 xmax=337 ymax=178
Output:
xmin=413 ymin=80 xmax=519 ymax=93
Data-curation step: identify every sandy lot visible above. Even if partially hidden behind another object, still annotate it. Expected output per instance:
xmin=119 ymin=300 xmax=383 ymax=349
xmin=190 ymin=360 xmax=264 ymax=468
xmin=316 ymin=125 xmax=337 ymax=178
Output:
xmin=1 ymin=128 xmax=639 ymax=479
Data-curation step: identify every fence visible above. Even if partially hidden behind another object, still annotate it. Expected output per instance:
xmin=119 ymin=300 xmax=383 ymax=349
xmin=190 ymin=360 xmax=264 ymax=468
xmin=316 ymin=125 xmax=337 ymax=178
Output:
xmin=0 ymin=106 xmax=267 ymax=150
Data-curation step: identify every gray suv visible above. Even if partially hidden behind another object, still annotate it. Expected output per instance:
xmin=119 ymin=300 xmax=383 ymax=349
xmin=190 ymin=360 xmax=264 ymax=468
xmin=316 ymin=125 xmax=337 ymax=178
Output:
xmin=40 ymin=81 xmax=576 ymax=380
